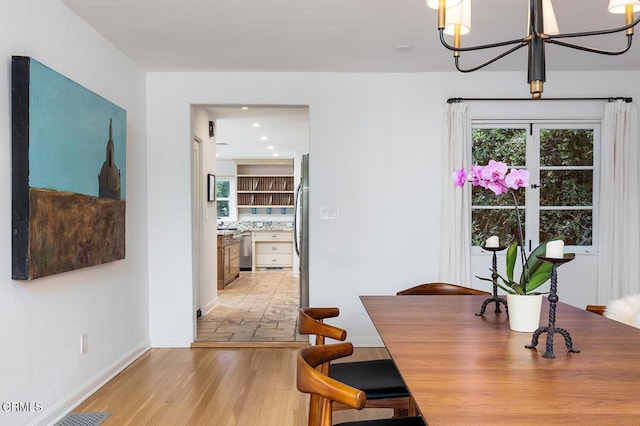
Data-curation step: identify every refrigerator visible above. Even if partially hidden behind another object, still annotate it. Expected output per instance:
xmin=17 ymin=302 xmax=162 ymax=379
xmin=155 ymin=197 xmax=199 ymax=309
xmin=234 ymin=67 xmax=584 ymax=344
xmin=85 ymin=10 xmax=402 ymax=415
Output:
xmin=294 ymin=154 xmax=309 ymax=308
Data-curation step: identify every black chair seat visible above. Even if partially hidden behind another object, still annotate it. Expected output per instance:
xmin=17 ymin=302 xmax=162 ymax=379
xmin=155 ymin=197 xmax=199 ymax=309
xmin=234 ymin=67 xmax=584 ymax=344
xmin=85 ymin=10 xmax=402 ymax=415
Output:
xmin=338 ymin=416 xmax=425 ymax=426
xmin=330 ymin=359 xmax=409 ymax=400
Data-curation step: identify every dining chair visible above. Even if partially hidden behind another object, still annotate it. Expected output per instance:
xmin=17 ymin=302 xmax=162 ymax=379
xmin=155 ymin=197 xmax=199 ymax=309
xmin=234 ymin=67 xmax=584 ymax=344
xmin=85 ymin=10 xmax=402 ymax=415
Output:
xmin=396 ymin=282 xmax=490 ymax=296
xmin=297 ymin=342 xmax=426 ymax=426
xmin=298 ymin=307 xmax=413 ymax=417
xmin=585 ymin=305 xmax=606 ymax=315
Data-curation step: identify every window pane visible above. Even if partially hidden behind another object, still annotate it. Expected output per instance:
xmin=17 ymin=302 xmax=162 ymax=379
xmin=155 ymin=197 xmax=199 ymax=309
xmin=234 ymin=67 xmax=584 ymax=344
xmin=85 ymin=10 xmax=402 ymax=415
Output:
xmin=540 ymin=210 xmax=592 ymax=245
xmin=472 ymin=186 xmax=525 ymax=207
xmin=540 ymin=129 xmax=593 ymax=166
xmin=540 ymin=170 xmax=592 ymax=206
xmin=472 ymin=128 xmax=526 ymax=167
xmin=216 ymin=180 xmax=230 ymax=198
xmin=472 ymin=208 xmax=525 ymax=246
xmin=216 ymin=200 xmax=230 ymax=218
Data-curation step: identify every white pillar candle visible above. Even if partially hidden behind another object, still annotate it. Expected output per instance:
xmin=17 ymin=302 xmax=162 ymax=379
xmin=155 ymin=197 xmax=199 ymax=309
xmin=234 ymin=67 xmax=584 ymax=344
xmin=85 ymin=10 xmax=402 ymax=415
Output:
xmin=545 ymin=240 xmax=564 ymax=259
xmin=485 ymin=236 xmax=500 ymax=248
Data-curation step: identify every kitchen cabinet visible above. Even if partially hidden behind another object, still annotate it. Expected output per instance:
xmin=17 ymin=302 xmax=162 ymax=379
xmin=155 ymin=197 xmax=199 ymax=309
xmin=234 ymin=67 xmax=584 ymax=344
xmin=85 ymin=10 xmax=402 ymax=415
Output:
xmin=252 ymin=230 xmax=293 ymax=270
xmin=217 ymin=234 xmax=240 ymax=289
xmin=236 ymin=175 xmax=295 ymax=208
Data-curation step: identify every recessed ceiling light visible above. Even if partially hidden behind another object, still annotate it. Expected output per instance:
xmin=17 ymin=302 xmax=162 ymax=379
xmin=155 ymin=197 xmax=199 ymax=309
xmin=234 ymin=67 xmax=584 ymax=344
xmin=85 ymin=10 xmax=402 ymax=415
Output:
xmin=267 ymin=145 xmax=274 ymax=150
xmin=272 ymin=153 xmax=279 ymax=157
xmin=252 ymin=122 xmax=260 ymax=128
xmin=241 ymin=106 xmax=249 ymax=110
xmin=260 ymin=136 xmax=268 ymax=141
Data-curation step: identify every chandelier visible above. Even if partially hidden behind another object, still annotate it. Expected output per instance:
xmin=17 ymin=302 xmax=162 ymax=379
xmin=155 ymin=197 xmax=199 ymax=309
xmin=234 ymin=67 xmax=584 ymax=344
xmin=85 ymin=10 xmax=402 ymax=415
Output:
xmin=428 ymin=0 xmax=640 ymax=99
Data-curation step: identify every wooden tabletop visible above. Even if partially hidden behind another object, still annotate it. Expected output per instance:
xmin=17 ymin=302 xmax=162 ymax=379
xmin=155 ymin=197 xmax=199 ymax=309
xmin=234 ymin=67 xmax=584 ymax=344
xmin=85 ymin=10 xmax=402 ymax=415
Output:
xmin=360 ymin=295 xmax=640 ymax=425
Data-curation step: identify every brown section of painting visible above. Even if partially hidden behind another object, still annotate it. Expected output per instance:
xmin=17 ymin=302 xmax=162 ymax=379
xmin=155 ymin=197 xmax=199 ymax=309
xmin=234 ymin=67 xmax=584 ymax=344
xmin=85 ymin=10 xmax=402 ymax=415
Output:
xmin=28 ymin=188 xmax=125 ymax=279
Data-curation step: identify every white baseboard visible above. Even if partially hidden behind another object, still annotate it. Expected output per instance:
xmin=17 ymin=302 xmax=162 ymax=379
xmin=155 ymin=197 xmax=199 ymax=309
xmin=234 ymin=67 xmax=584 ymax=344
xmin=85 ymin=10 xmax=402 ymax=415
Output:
xmin=29 ymin=340 xmax=150 ymax=426
xmin=201 ymin=296 xmax=219 ymax=315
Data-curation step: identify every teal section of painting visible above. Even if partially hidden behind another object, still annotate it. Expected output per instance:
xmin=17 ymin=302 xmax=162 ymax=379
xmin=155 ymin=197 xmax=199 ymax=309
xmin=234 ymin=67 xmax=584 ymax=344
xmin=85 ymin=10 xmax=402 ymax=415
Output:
xmin=28 ymin=59 xmax=126 ymax=199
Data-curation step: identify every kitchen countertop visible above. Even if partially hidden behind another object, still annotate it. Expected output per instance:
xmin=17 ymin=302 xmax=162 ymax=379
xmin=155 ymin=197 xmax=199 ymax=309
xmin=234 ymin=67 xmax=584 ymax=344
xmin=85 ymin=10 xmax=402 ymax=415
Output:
xmin=217 ymin=226 xmax=293 ymax=236
xmin=217 ymin=221 xmax=293 ymax=235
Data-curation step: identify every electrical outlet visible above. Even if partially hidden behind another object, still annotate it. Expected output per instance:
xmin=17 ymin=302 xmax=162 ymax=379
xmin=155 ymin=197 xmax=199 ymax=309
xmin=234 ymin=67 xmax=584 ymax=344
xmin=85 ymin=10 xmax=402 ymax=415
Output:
xmin=80 ymin=333 xmax=87 ymax=355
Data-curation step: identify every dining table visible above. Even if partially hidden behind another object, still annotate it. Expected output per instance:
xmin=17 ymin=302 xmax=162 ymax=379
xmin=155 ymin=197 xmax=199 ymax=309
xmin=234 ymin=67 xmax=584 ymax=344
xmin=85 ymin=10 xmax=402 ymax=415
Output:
xmin=360 ymin=295 xmax=640 ymax=425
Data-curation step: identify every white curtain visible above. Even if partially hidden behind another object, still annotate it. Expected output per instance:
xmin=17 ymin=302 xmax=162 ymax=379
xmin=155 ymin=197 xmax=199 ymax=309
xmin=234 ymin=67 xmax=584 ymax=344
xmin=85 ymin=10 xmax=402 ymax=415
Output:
xmin=439 ymin=102 xmax=471 ymax=285
xmin=597 ymin=100 xmax=640 ymax=303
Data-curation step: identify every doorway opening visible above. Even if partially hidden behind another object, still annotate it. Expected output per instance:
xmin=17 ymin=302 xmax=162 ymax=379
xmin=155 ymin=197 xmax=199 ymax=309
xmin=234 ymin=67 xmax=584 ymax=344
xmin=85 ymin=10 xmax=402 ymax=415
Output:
xmin=191 ymin=105 xmax=309 ymax=346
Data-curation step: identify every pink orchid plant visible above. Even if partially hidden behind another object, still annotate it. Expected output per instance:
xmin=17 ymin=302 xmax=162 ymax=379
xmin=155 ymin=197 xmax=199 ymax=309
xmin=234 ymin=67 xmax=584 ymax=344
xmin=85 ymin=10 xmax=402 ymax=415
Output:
xmin=453 ymin=159 xmax=530 ymax=195
xmin=453 ymin=160 xmax=561 ymax=295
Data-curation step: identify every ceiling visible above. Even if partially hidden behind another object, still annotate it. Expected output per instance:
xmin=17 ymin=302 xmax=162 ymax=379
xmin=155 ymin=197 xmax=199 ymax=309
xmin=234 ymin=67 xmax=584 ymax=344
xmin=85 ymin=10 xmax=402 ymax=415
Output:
xmin=205 ymin=105 xmax=309 ymax=160
xmin=60 ymin=0 xmax=640 ymax=73
xmin=60 ymin=0 xmax=640 ymax=159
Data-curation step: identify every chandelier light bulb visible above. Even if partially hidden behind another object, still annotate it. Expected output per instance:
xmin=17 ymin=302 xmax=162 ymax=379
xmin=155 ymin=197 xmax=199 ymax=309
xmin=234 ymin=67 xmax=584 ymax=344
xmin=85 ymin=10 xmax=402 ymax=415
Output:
xmin=444 ymin=0 xmax=471 ymax=36
xmin=608 ymin=0 xmax=640 ymax=14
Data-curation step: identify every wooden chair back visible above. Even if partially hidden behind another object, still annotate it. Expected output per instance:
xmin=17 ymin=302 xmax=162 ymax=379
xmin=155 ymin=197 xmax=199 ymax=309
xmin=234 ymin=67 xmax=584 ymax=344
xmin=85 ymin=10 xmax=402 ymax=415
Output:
xmin=297 ymin=342 xmax=366 ymax=426
xmin=299 ymin=307 xmax=347 ymax=345
xmin=298 ymin=307 xmax=348 ymax=422
xmin=298 ymin=307 xmax=412 ymax=418
xmin=397 ymin=282 xmax=491 ymax=296
xmin=586 ymin=305 xmax=606 ymax=315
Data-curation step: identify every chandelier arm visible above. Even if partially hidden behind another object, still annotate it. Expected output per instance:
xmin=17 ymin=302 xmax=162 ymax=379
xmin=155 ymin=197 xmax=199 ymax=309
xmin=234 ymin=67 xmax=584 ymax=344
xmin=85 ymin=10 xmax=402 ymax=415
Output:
xmin=454 ymin=43 xmax=529 ymax=73
xmin=439 ymin=29 xmax=528 ymax=53
xmin=546 ymin=36 xmax=633 ymax=56
xmin=547 ymin=15 xmax=640 ymax=40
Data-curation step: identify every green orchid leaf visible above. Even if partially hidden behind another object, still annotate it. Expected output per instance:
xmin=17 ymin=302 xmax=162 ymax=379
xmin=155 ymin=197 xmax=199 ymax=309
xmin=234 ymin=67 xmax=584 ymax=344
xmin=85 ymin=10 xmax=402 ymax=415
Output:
xmin=520 ymin=240 xmax=571 ymax=290
xmin=496 ymin=281 xmax=514 ymax=293
xmin=524 ymin=262 xmax=554 ymax=292
xmin=520 ymin=241 xmax=548 ymax=285
xmin=506 ymin=242 xmax=518 ymax=282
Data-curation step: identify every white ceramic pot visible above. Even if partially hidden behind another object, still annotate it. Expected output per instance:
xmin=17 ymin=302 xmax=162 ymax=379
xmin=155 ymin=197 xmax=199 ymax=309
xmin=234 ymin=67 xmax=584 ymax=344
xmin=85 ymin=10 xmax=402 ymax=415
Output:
xmin=506 ymin=293 xmax=543 ymax=332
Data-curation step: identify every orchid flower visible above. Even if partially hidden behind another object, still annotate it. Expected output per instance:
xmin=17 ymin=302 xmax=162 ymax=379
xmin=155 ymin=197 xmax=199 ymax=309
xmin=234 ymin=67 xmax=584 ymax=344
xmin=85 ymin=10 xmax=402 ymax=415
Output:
xmin=486 ymin=180 xmax=508 ymax=195
xmin=505 ymin=168 xmax=530 ymax=189
xmin=467 ymin=164 xmax=483 ymax=186
xmin=481 ymin=160 xmax=508 ymax=182
xmin=453 ymin=168 xmax=467 ymax=187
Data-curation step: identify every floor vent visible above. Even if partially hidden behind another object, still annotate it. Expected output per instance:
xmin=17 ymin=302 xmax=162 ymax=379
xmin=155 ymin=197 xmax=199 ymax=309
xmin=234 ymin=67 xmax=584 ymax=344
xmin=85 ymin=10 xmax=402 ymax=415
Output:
xmin=55 ymin=412 xmax=111 ymax=426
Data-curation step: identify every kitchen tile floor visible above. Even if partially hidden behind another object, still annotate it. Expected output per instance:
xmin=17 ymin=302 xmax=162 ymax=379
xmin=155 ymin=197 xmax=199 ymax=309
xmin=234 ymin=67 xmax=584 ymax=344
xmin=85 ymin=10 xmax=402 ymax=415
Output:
xmin=195 ymin=270 xmax=308 ymax=343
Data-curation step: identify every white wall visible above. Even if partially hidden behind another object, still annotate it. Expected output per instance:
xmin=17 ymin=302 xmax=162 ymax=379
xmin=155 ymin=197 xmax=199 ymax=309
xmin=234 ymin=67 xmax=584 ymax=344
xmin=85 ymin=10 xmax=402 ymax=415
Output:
xmin=217 ymin=160 xmax=237 ymax=176
xmin=0 ymin=1 xmax=148 ymax=425
xmin=147 ymin=70 xmax=640 ymax=347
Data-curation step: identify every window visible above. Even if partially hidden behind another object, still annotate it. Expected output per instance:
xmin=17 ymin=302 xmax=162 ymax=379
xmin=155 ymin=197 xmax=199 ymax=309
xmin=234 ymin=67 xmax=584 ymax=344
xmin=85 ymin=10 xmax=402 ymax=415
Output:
xmin=471 ymin=121 xmax=599 ymax=252
xmin=216 ymin=178 xmax=231 ymax=218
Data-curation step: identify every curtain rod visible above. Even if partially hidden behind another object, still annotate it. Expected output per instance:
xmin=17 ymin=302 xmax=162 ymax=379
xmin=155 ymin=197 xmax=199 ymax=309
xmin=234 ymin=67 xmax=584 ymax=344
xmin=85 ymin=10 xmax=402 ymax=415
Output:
xmin=447 ymin=97 xmax=632 ymax=104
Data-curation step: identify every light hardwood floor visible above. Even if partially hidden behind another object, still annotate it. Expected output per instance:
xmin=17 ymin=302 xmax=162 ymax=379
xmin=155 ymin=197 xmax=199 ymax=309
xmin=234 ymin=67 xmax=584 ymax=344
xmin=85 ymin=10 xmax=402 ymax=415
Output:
xmin=74 ymin=347 xmax=394 ymax=425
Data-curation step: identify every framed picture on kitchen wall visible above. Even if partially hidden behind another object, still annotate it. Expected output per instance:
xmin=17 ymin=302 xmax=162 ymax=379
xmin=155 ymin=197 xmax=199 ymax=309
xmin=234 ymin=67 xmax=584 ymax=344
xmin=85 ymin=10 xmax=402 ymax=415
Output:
xmin=208 ymin=174 xmax=216 ymax=202
xmin=11 ymin=56 xmax=127 ymax=280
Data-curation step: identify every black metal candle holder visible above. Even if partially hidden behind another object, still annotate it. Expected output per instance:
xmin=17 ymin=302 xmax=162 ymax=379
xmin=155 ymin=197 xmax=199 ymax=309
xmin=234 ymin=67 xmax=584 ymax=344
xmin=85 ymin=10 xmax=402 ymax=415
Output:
xmin=476 ymin=245 xmax=509 ymax=317
xmin=525 ymin=253 xmax=580 ymax=358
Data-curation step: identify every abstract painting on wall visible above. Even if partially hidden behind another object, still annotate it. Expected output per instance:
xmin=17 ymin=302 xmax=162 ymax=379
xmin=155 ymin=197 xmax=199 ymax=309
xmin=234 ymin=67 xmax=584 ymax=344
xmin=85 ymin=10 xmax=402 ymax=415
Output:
xmin=12 ymin=56 xmax=127 ymax=280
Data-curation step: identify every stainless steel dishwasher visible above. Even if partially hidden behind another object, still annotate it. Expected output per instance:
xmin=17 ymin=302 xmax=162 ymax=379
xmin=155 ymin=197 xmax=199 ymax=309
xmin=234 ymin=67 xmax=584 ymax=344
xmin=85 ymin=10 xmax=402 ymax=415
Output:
xmin=239 ymin=232 xmax=252 ymax=271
